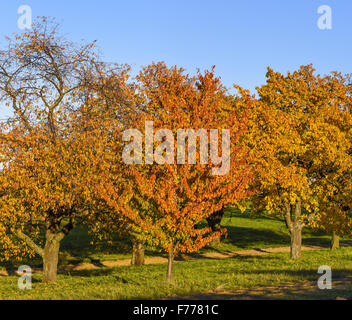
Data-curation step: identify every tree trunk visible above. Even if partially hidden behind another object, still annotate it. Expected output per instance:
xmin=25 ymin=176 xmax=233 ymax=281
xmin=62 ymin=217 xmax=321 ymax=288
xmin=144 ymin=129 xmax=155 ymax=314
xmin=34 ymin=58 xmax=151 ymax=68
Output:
xmin=285 ymin=200 xmax=303 ymax=260
xmin=290 ymin=225 xmax=302 ymax=259
xmin=131 ymin=240 xmax=145 ymax=266
xmin=42 ymin=230 xmax=62 ymax=284
xmin=331 ymin=231 xmax=340 ymax=250
xmin=206 ymin=208 xmax=224 ymax=245
xmin=166 ymin=243 xmax=174 ymax=283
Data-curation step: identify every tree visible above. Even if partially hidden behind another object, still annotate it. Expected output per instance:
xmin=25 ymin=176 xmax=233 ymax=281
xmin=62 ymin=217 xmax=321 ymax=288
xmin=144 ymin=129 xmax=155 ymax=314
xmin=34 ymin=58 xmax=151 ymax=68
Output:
xmin=0 ymin=18 xmax=116 ymax=283
xmin=81 ymin=66 xmax=149 ymax=266
xmin=0 ymin=113 xmax=108 ymax=282
xmin=247 ymin=65 xmax=352 ymax=259
xmin=311 ymin=204 xmax=352 ymax=250
xmin=97 ymin=62 xmax=253 ymax=282
xmin=307 ymin=71 xmax=352 ymax=250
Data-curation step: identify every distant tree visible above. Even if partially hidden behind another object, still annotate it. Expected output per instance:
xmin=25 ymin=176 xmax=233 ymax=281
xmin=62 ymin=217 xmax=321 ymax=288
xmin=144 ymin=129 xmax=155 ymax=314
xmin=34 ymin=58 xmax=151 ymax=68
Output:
xmin=82 ymin=67 xmax=149 ymax=266
xmin=247 ymin=65 xmax=352 ymax=259
xmin=308 ymin=72 xmax=352 ymax=250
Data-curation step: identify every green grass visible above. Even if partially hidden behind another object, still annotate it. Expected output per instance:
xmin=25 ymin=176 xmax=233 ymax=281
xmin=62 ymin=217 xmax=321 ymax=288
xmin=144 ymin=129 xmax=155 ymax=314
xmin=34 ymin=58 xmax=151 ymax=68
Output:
xmin=203 ymin=209 xmax=335 ymax=253
xmin=54 ymin=209 xmax=351 ymax=265
xmin=1 ymin=208 xmax=348 ymax=269
xmin=1 ymin=247 xmax=352 ymax=300
xmin=1 ymin=209 xmax=352 ymax=300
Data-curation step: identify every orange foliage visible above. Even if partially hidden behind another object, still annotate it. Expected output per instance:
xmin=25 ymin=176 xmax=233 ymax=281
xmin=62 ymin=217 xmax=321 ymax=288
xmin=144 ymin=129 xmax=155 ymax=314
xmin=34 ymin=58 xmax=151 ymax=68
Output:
xmin=96 ymin=62 xmax=253 ymax=279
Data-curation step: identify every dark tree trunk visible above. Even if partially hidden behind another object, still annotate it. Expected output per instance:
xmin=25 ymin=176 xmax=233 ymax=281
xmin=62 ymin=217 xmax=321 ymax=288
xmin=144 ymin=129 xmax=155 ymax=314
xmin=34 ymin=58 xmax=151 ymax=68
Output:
xmin=131 ymin=240 xmax=145 ymax=266
xmin=42 ymin=230 xmax=62 ymax=284
xmin=166 ymin=243 xmax=174 ymax=283
xmin=331 ymin=231 xmax=340 ymax=250
xmin=206 ymin=207 xmax=224 ymax=245
xmin=290 ymin=225 xmax=302 ymax=259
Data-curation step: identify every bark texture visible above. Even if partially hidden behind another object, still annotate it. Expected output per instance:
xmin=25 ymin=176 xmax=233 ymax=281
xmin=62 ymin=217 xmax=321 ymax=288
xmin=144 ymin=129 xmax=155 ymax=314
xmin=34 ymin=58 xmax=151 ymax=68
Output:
xmin=290 ymin=225 xmax=302 ymax=259
xmin=131 ymin=240 xmax=145 ymax=266
xmin=166 ymin=243 xmax=174 ymax=283
xmin=284 ymin=200 xmax=304 ymax=260
xmin=331 ymin=231 xmax=340 ymax=250
xmin=42 ymin=230 xmax=64 ymax=283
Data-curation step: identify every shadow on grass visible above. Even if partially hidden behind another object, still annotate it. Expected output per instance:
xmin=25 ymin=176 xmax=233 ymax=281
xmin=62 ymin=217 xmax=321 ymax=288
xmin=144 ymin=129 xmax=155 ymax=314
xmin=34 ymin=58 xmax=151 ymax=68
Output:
xmin=213 ymin=226 xmax=288 ymax=249
xmin=60 ymin=252 xmax=341 ymax=278
xmin=170 ymin=283 xmax=352 ymax=300
xmin=62 ymin=265 xmax=151 ymax=279
xmin=205 ymin=224 xmax=333 ymax=253
xmin=63 ymin=260 xmax=352 ymax=300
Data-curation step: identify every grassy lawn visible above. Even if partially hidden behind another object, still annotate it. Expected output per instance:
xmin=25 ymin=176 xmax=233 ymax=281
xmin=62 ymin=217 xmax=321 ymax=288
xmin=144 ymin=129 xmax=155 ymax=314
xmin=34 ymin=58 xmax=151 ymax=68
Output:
xmin=1 ymin=209 xmax=351 ymax=300
xmin=1 ymin=247 xmax=351 ymax=300
xmin=203 ymin=208 xmax=338 ymax=253
xmin=57 ymin=208 xmax=350 ymax=264
xmin=6 ymin=208 xmax=338 ymax=267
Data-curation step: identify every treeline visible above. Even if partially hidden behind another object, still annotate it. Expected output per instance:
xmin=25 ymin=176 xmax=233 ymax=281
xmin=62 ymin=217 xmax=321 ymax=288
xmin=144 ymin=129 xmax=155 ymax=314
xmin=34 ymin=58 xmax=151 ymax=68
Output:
xmin=0 ymin=19 xmax=351 ymax=284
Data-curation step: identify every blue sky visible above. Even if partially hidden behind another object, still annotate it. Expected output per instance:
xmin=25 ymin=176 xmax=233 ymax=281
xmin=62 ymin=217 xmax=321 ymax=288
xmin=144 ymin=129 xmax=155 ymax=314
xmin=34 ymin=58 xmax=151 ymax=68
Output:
xmin=0 ymin=0 xmax=351 ymax=109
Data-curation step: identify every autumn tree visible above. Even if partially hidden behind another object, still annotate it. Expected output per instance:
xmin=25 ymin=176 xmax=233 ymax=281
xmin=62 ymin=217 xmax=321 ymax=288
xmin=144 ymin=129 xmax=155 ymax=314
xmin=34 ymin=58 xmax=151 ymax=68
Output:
xmin=81 ymin=66 xmax=149 ymax=266
xmin=308 ymin=72 xmax=352 ymax=249
xmin=311 ymin=204 xmax=352 ymax=250
xmin=247 ymin=65 xmax=352 ymax=259
xmin=0 ymin=18 xmax=119 ymax=283
xmin=97 ymin=62 xmax=253 ymax=282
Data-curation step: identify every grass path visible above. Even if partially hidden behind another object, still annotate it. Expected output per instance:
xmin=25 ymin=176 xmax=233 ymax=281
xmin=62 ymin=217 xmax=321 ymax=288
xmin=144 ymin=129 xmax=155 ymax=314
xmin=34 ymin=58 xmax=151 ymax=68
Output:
xmin=1 ymin=212 xmax=351 ymax=299
xmin=3 ymin=241 xmax=351 ymax=276
xmin=64 ymin=244 xmax=324 ymax=271
xmin=2 ymin=247 xmax=352 ymax=299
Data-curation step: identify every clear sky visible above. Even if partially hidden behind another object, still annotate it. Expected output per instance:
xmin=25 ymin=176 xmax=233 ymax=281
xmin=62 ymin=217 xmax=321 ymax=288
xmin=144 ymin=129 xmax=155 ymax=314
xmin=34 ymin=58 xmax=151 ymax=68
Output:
xmin=0 ymin=0 xmax=351 ymax=114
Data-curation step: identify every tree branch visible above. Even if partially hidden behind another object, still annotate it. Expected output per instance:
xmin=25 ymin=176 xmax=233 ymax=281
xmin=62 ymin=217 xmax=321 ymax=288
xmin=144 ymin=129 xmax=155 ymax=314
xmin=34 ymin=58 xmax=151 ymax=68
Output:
xmin=14 ymin=230 xmax=44 ymax=257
